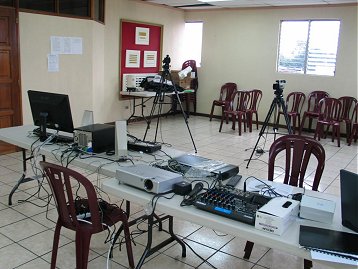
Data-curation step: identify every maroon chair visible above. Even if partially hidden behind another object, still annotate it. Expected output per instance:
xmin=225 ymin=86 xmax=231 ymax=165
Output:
xmin=314 ymin=97 xmax=342 ymax=147
xmin=244 ymin=134 xmax=325 ymax=269
xmin=219 ymin=90 xmax=250 ymax=135
xmin=348 ymin=102 xmax=358 ymax=146
xmin=299 ymin=90 xmax=329 ymax=134
xmin=276 ymin=91 xmax=306 ymax=134
xmin=338 ymin=96 xmax=357 ymax=143
xmin=246 ymin=89 xmax=262 ymax=132
xmin=40 ymin=161 xmax=135 ymax=269
xmin=209 ymin=82 xmax=237 ymax=121
xmin=181 ymin=60 xmax=198 ymax=114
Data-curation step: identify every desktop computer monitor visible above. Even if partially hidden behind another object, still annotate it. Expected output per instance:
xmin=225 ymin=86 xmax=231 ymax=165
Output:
xmin=28 ymin=90 xmax=74 ymax=141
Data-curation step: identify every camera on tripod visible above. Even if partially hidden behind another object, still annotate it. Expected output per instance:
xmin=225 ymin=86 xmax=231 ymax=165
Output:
xmin=162 ymin=55 xmax=171 ymax=72
xmin=273 ymin=80 xmax=286 ymax=95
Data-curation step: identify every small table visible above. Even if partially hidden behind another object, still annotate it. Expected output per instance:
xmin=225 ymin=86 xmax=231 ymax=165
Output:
xmin=120 ymin=89 xmax=194 ymax=122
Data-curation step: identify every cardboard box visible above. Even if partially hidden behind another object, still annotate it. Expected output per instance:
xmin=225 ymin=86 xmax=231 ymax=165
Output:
xmin=255 ymin=197 xmax=300 ymax=235
xmin=170 ymin=70 xmax=180 ymax=85
xmin=179 ymin=77 xmax=194 ymax=89
xmin=170 ymin=70 xmax=194 ymax=89
xmin=299 ymin=195 xmax=336 ymax=224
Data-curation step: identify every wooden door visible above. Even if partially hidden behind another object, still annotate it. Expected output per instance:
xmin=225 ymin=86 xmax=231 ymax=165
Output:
xmin=0 ymin=7 xmax=21 ymax=154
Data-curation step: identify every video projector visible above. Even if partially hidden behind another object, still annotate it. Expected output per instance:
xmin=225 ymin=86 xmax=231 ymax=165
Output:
xmin=116 ymin=164 xmax=183 ymax=194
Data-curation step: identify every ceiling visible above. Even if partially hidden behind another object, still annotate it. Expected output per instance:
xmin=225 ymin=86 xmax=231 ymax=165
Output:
xmin=141 ymin=0 xmax=357 ymax=10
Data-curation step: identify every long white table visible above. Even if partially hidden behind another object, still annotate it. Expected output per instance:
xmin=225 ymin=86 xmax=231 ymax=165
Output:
xmin=0 ymin=125 xmax=357 ymax=269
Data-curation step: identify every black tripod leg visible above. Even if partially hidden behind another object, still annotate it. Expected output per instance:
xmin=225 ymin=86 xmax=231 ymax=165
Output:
xmin=246 ymin=99 xmax=278 ymax=168
xmin=143 ymin=94 xmax=157 ymax=141
xmin=278 ymin=98 xmax=293 ymax=134
xmin=167 ymin=72 xmax=198 ymax=153
xmin=154 ymin=99 xmax=164 ymax=142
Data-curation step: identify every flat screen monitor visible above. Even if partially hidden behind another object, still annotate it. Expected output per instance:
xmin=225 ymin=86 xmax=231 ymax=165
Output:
xmin=28 ymin=90 xmax=74 ymax=141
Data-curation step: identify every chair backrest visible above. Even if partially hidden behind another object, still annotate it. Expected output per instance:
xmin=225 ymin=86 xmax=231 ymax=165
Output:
xmin=40 ymin=161 xmax=103 ymax=231
xmin=182 ymin=60 xmax=198 ymax=90
xmin=306 ymin=90 xmax=329 ymax=113
xmin=229 ymin=90 xmax=250 ymax=112
xmin=286 ymin=91 xmax=306 ymax=113
xmin=182 ymin=60 xmax=197 ymax=74
xmin=317 ymin=97 xmax=342 ymax=122
xmin=247 ymin=89 xmax=262 ymax=111
xmin=338 ymin=96 xmax=357 ymax=121
xmin=220 ymin=82 xmax=237 ymax=102
xmin=352 ymin=102 xmax=358 ymax=124
xmin=268 ymin=134 xmax=325 ymax=191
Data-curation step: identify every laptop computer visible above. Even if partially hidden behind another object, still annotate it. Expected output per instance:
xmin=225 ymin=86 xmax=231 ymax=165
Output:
xmin=340 ymin=169 xmax=358 ymax=233
xmin=173 ymin=154 xmax=239 ymax=180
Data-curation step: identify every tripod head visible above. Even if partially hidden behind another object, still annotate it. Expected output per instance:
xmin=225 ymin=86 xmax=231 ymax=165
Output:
xmin=162 ymin=55 xmax=171 ymax=75
xmin=273 ymin=80 xmax=286 ymax=97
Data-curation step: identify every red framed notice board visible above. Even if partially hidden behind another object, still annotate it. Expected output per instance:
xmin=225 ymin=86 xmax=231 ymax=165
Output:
xmin=120 ymin=19 xmax=163 ymax=89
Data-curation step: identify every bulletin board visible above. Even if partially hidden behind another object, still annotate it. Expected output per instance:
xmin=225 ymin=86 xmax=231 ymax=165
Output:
xmin=120 ymin=19 xmax=163 ymax=90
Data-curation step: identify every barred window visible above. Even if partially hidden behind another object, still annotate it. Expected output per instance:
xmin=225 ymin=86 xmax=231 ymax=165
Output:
xmin=277 ymin=20 xmax=340 ymax=76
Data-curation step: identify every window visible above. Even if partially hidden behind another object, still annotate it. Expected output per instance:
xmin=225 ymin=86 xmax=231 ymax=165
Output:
xmin=277 ymin=20 xmax=340 ymax=76
xmin=59 ymin=0 xmax=90 ymax=17
xmin=0 ymin=0 xmax=14 ymax=6
xmin=19 ymin=0 xmax=55 ymax=12
xmin=184 ymin=21 xmax=203 ymax=67
xmin=1 ymin=0 xmax=105 ymax=23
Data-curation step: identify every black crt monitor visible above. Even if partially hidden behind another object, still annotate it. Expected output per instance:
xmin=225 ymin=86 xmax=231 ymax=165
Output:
xmin=28 ymin=90 xmax=74 ymax=141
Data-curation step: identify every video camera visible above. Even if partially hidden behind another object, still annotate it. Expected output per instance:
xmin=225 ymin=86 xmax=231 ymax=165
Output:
xmin=273 ymin=80 xmax=286 ymax=95
xmin=162 ymin=55 xmax=171 ymax=72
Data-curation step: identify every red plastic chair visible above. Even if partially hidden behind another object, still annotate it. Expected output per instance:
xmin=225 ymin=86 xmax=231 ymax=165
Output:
xmin=338 ymin=96 xmax=357 ymax=142
xmin=314 ymin=97 xmax=342 ymax=147
xmin=40 ymin=161 xmax=135 ymax=269
xmin=299 ymin=90 xmax=329 ymax=134
xmin=181 ymin=60 xmax=198 ymax=114
xmin=348 ymin=102 xmax=358 ymax=146
xmin=209 ymin=82 xmax=237 ymax=121
xmin=246 ymin=89 xmax=262 ymax=132
xmin=244 ymin=134 xmax=325 ymax=269
xmin=276 ymin=91 xmax=306 ymax=134
xmin=219 ymin=90 xmax=250 ymax=135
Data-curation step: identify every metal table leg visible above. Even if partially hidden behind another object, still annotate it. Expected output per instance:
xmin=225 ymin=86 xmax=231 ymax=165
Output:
xmin=8 ymin=149 xmax=44 ymax=205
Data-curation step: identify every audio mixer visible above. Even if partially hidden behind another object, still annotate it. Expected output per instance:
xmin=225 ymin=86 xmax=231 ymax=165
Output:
xmin=194 ymin=187 xmax=271 ymax=225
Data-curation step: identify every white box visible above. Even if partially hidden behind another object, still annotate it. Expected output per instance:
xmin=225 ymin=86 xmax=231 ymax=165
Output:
xmin=299 ymin=195 xmax=336 ymax=224
xmin=255 ymin=197 xmax=300 ymax=235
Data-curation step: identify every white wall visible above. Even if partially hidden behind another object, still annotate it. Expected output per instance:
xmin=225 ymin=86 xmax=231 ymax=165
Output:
xmin=101 ymin=0 xmax=186 ymax=123
xmin=19 ymin=13 xmax=95 ymax=127
xmin=185 ymin=5 xmax=358 ymax=118
xmin=19 ymin=0 xmax=185 ymax=127
xmin=19 ymin=2 xmax=357 ymax=127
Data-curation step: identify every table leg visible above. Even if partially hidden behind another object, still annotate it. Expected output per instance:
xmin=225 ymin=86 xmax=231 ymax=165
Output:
xmin=8 ymin=149 xmax=45 ymax=205
xmin=109 ymin=213 xmax=186 ymax=268
xmin=136 ymin=215 xmax=186 ymax=268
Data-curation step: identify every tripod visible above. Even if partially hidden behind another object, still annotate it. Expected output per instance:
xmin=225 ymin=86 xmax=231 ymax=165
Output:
xmin=246 ymin=86 xmax=292 ymax=168
xmin=143 ymin=55 xmax=197 ymax=153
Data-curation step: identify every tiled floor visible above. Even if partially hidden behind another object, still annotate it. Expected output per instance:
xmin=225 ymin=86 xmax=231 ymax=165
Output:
xmin=0 ymin=115 xmax=357 ymax=269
